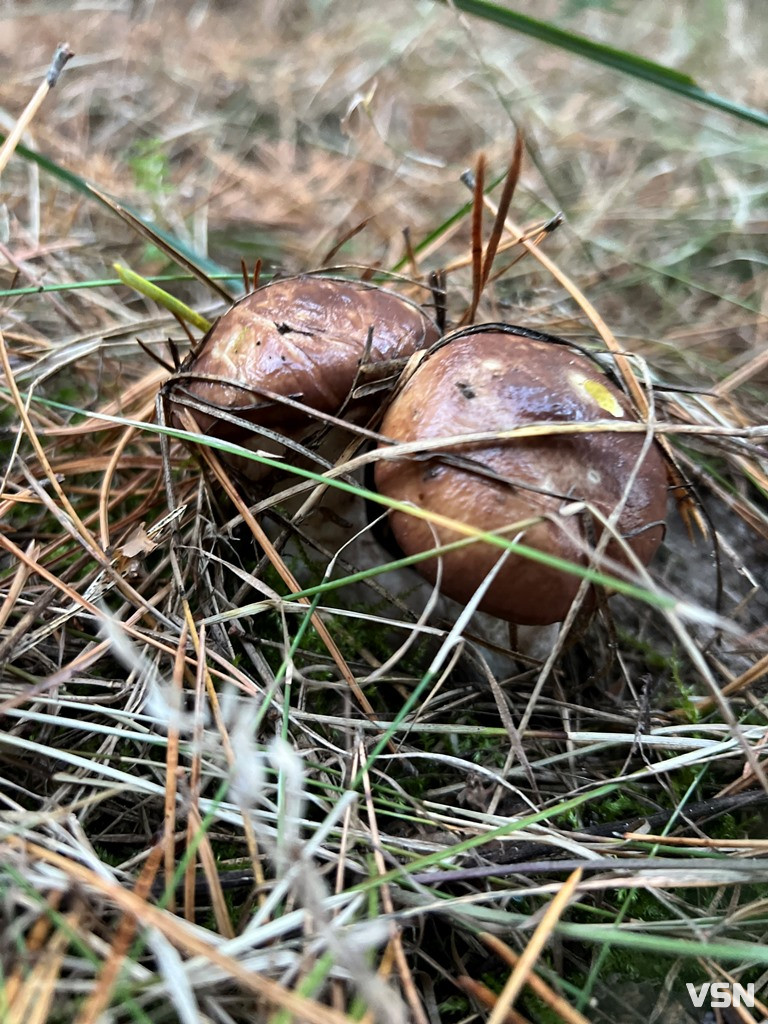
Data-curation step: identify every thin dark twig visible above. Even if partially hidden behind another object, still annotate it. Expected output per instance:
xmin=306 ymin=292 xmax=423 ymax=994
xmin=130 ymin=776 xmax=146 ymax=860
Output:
xmin=321 ymin=217 xmax=372 ymax=266
xmin=481 ymin=132 xmax=524 ymax=289
xmin=402 ymin=226 xmax=419 ymax=278
xmin=466 ymin=153 xmax=486 ymax=324
xmin=136 ymin=337 xmax=175 ymax=373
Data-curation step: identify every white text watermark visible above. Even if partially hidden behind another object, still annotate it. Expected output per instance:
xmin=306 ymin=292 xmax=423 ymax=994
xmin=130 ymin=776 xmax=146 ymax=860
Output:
xmin=686 ymin=982 xmax=756 ymax=1009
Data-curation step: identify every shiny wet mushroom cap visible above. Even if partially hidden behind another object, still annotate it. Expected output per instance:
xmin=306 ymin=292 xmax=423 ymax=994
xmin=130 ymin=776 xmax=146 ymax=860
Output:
xmin=163 ymin=274 xmax=440 ymax=440
xmin=374 ymin=326 xmax=668 ymax=626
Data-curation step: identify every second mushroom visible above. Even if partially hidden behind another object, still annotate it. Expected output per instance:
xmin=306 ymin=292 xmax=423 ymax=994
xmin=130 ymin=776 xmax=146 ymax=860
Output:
xmin=374 ymin=324 xmax=668 ymax=626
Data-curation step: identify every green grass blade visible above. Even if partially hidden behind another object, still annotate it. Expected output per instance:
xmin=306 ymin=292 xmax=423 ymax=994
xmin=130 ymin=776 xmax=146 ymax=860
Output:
xmin=446 ymin=1 xmax=768 ymax=130
xmin=114 ymin=263 xmax=213 ymax=331
xmin=0 ymin=272 xmax=243 ymax=300
xmin=555 ymin=922 xmax=768 ymax=967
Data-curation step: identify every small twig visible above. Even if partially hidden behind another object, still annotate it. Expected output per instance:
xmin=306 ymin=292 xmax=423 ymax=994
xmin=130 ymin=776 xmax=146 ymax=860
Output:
xmin=0 ymin=43 xmax=74 ymax=178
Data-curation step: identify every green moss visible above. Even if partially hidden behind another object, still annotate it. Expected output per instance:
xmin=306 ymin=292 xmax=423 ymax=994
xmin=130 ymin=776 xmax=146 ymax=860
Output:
xmin=437 ymin=994 xmax=470 ymax=1019
xmin=520 ymin=992 xmax=572 ymax=1024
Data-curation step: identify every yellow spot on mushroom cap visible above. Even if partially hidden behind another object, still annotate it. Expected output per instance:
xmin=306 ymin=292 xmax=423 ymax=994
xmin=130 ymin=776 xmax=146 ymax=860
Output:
xmin=569 ymin=371 xmax=625 ymax=418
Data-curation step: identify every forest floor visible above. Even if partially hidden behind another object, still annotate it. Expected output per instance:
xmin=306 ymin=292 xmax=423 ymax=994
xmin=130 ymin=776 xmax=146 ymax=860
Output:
xmin=1 ymin=2 xmax=767 ymax=1022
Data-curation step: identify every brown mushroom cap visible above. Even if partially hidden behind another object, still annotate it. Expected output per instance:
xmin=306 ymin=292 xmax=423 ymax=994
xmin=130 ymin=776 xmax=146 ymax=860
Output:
xmin=164 ymin=275 xmax=440 ymax=438
xmin=374 ymin=327 xmax=668 ymax=626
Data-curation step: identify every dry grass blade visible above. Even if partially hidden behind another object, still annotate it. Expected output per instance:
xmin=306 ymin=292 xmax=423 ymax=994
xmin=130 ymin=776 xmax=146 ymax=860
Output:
xmin=479 ymin=932 xmax=593 ymax=1024
xmin=98 ymin=423 xmax=142 ymax=548
xmin=0 ymin=328 xmax=101 ymax=555
xmin=5 ymin=503 xmax=185 ymax=659
xmin=188 ymin=805 xmax=236 ymax=938
xmin=358 ymin=740 xmax=428 ymax=1024
xmin=0 ymin=529 xmax=103 ymax=653
xmin=689 ymin=649 xmax=768 ymax=716
xmin=487 ymin=868 xmax=583 ymax=1024
xmin=712 ymin=344 xmax=768 ymax=396
xmin=622 ymin=833 xmax=768 ymax=849
xmin=179 ymin=610 xmax=266 ymax=902
xmin=437 ymin=214 xmax=556 ymax=275
xmin=3 ymin=836 xmax=352 ymax=1024
xmin=74 ymin=843 xmax=164 ymax=1024
xmin=4 ymin=890 xmax=62 ymax=1015
xmin=0 ymin=539 xmax=37 ymax=631
xmin=163 ymin=623 xmax=185 ymax=914
xmin=7 ymin=906 xmax=76 ymax=1024
xmin=183 ymin=631 xmax=206 ymax=927
xmin=706 ymin=963 xmax=768 ymax=1023
xmin=183 ymin=626 xmax=235 ymax=939
xmin=455 ymin=977 xmax=531 ymax=1023
xmin=321 ymin=217 xmax=373 ymax=266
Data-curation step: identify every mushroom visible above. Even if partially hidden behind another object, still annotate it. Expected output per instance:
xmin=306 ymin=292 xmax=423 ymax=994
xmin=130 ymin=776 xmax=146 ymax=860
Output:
xmin=162 ymin=274 xmax=440 ymax=463
xmin=374 ymin=324 xmax=668 ymax=626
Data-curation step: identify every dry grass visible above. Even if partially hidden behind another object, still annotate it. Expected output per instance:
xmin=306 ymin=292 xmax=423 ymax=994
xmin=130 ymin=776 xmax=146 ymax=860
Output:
xmin=1 ymin=2 xmax=768 ymax=1022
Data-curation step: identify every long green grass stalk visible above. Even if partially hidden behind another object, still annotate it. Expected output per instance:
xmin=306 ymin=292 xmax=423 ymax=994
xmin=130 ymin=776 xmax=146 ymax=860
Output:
xmin=446 ymin=1 xmax=768 ymax=128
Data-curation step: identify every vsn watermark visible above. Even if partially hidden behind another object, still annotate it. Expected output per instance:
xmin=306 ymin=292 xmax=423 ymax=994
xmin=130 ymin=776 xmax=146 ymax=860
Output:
xmin=686 ymin=981 xmax=756 ymax=1009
